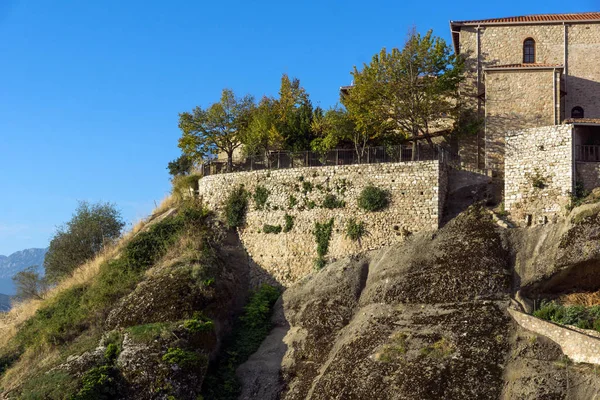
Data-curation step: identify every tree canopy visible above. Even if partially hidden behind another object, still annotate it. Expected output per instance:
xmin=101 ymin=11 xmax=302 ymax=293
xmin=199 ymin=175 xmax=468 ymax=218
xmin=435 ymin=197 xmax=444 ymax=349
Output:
xmin=178 ymin=89 xmax=255 ymax=171
xmin=44 ymin=201 xmax=125 ymax=282
xmin=342 ymin=29 xmax=465 ymax=157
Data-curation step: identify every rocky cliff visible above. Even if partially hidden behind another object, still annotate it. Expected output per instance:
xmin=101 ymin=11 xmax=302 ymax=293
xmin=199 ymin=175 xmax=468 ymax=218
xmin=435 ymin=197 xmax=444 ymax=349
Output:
xmin=3 ymin=198 xmax=600 ymax=399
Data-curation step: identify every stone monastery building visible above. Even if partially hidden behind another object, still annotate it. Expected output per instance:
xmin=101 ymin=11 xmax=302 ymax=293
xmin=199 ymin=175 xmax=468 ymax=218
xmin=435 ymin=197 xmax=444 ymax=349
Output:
xmin=451 ymin=12 xmax=600 ymax=222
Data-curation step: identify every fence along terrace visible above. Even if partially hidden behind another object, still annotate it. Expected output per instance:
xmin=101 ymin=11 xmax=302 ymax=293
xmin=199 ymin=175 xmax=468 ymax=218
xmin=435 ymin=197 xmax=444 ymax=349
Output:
xmin=199 ymin=143 xmax=458 ymax=176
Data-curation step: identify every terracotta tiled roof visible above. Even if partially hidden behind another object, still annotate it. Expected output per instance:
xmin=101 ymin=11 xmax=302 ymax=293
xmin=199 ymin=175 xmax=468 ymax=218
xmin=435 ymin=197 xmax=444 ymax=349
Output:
xmin=450 ymin=12 xmax=600 ymax=52
xmin=484 ymin=63 xmax=564 ymax=70
xmin=564 ymin=118 xmax=600 ymax=124
xmin=452 ymin=12 xmax=600 ymax=25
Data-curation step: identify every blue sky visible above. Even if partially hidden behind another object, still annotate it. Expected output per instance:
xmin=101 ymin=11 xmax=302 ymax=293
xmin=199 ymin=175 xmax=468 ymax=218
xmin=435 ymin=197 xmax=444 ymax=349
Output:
xmin=0 ymin=0 xmax=595 ymax=255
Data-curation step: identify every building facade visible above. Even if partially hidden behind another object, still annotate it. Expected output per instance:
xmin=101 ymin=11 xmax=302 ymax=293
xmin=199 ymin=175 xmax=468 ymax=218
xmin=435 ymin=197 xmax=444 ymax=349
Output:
xmin=450 ymin=12 xmax=600 ymax=174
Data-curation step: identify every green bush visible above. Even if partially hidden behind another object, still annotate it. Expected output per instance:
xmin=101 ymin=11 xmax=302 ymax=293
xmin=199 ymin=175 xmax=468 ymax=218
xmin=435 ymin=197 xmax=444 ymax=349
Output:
xmin=71 ymin=365 xmax=122 ymax=400
xmin=322 ymin=194 xmax=345 ymax=209
xmin=345 ymin=218 xmax=366 ymax=241
xmin=358 ymin=185 xmax=389 ymax=212
xmin=224 ymin=186 xmax=248 ymax=228
xmin=162 ymin=348 xmax=206 ymax=371
xmin=253 ymin=186 xmax=269 ymax=210
xmin=533 ymin=301 xmax=600 ymax=331
xmin=16 ymin=285 xmax=88 ymax=347
xmin=44 ymin=201 xmax=126 ymax=283
xmin=184 ymin=313 xmax=215 ymax=333
xmin=283 ymin=214 xmax=294 ymax=233
xmin=263 ymin=224 xmax=282 ymax=234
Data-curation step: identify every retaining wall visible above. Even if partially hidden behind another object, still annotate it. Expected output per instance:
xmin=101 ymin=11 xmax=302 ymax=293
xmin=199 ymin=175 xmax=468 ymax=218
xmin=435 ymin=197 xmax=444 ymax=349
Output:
xmin=509 ymin=308 xmax=600 ymax=365
xmin=198 ymin=161 xmax=447 ymax=286
xmin=505 ymin=124 xmax=574 ymax=225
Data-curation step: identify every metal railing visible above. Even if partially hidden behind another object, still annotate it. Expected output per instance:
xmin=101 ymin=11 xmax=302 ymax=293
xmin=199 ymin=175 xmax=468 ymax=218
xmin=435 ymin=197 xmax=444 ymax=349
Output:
xmin=576 ymin=145 xmax=600 ymax=162
xmin=198 ymin=144 xmax=459 ymax=176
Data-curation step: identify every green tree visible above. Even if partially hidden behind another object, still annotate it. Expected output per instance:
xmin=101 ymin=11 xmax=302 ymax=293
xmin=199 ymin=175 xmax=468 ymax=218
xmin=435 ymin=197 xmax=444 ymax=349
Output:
xmin=277 ymin=74 xmax=314 ymax=151
xmin=178 ymin=89 xmax=255 ymax=171
xmin=12 ymin=265 xmax=47 ymax=301
xmin=310 ymin=105 xmax=356 ymax=153
xmin=167 ymin=154 xmax=193 ymax=177
xmin=245 ymin=96 xmax=284 ymax=166
xmin=342 ymin=29 xmax=464 ymax=159
xmin=44 ymin=201 xmax=125 ymax=282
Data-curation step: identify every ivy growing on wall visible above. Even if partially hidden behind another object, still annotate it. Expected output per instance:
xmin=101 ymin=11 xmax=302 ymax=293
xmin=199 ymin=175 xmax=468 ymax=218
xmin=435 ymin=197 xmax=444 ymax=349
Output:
xmin=314 ymin=218 xmax=334 ymax=269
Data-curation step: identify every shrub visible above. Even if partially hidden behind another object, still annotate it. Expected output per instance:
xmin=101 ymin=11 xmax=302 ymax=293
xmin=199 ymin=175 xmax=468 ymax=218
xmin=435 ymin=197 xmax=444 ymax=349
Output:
xmin=283 ymin=214 xmax=294 ymax=233
xmin=263 ymin=224 xmax=282 ymax=234
xmin=224 ymin=186 xmax=248 ymax=228
xmin=533 ymin=301 xmax=565 ymax=323
xmin=44 ymin=201 xmax=125 ymax=282
xmin=253 ymin=186 xmax=269 ymax=210
xmin=172 ymin=173 xmax=203 ymax=200
xmin=322 ymin=194 xmax=345 ymax=209
xmin=71 ymin=365 xmax=122 ymax=400
xmin=167 ymin=155 xmax=193 ymax=177
xmin=528 ymin=168 xmax=548 ymax=189
xmin=345 ymin=218 xmax=366 ymax=241
xmin=162 ymin=348 xmax=206 ymax=371
xmin=184 ymin=313 xmax=215 ymax=333
xmin=357 ymin=185 xmax=389 ymax=212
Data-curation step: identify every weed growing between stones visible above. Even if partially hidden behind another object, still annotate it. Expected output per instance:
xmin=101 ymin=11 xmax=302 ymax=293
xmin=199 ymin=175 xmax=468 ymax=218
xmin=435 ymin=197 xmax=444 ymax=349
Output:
xmin=263 ymin=224 xmax=282 ymax=234
xmin=224 ymin=185 xmax=248 ymax=228
xmin=252 ymin=185 xmax=269 ymax=210
xmin=322 ymin=194 xmax=345 ymax=209
xmin=283 ymin=214 xmax=294 ymax=233
xmin=345 ymin=218 xmax=366 ymax=241
xmin=314 ymin=218 xmax=334 ymax=269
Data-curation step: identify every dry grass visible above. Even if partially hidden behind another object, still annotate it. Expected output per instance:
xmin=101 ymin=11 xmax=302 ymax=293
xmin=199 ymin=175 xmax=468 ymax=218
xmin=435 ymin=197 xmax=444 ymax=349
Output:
xmin=0 ymin=194 xmax=178 ymax=350
xmin=0 ymin=346 xmax=60 ymax=392
xmin=560 ymin=291 xmax=600 ymax=307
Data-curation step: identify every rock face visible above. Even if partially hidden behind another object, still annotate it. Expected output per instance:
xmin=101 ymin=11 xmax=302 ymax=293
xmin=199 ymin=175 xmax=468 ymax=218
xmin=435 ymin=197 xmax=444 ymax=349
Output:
xmin=239 ymin=206 xmax=600 ymax=399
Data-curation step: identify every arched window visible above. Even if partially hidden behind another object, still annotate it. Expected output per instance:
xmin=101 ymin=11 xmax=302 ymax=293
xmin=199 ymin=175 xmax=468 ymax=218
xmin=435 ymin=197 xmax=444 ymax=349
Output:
xmin=523 ymin=38 xmax=535 ymax=64
xmin=571 ymin=106 xmax=584 ymax=119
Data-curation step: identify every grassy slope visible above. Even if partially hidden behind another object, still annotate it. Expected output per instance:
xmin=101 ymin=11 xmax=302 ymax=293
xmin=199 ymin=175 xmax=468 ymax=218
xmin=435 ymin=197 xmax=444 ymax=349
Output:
xmin=0 ymin=197 xmax=217 ymax=396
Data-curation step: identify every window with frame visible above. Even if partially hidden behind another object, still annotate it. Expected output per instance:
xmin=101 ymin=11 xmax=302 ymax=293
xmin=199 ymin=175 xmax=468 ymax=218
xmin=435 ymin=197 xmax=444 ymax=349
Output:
xmin=523 ymin=38 xmax=535 ymax=64
xmin=571 ymin=106 xmax=584 ymax=119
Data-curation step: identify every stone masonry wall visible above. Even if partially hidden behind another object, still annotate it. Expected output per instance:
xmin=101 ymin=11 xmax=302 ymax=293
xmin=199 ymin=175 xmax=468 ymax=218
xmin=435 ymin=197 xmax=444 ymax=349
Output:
xmin=198 ymin=161 xmax=447 ymax=286
xmin=505 ymin=124 xmax=573 ymax=225
xmin=576 ymin=162 xmax=600 ymax=192
xmin=485 ymin=69 xmax=557 ymax=174
xmin=509 ymin=308 xmax=600 ymax=365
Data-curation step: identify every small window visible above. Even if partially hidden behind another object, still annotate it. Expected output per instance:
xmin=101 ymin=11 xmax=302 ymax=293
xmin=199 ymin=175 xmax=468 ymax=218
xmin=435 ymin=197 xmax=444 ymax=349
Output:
xmin=571 ymin=106 xmax=584 ymax=119
xmin=523 ymin=38 xmax=535 ymax=64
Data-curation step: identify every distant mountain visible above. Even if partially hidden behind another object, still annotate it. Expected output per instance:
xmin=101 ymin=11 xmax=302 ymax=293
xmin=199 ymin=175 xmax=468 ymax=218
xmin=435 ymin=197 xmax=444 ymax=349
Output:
xmin=0 ymin=293 xmax=10 ymax=312
xmin=0 ymin=248 xmax=47 ymax=295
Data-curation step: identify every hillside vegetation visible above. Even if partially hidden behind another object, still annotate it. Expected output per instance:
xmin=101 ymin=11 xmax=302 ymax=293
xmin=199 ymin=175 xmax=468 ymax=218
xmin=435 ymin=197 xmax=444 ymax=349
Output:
xmin=0 ymin=197 xmax=279 ymax=399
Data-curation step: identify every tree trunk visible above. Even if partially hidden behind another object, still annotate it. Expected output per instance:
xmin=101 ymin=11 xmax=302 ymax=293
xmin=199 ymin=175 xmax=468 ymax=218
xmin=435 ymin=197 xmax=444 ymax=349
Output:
xmin=227 ymin=151 xmax=233 ymax=172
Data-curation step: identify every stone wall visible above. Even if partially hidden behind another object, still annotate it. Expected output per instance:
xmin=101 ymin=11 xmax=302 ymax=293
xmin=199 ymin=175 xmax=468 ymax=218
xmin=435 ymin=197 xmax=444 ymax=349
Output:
xmin=509 ymin=308 xmax=600 ymax=365
xmin=505 ymin=124 xmax=573 ymax=225
xmin=576 ymin=162 xmax=600 ymax=192
xmin=485 ymin=69 xmax=558 ymax=173
xmin=198 ymin=161 xmax=447 ymax=286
